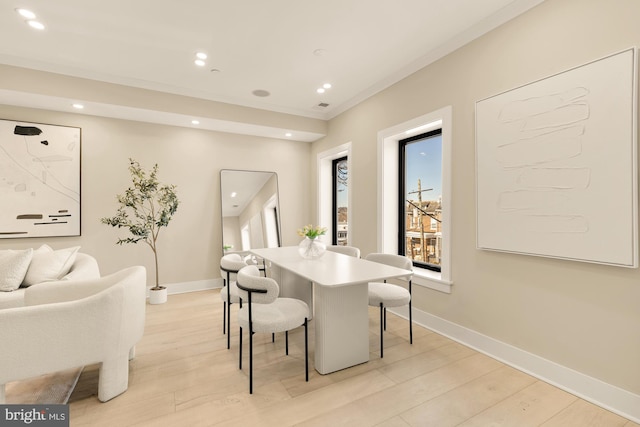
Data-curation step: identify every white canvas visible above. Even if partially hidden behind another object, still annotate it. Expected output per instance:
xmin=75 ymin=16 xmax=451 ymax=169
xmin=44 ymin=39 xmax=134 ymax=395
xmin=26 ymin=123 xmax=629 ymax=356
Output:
xmin=476 ymin=48 xmax=637 ymax=267
xmin=0 ymin=120 xmax=81 ymax=238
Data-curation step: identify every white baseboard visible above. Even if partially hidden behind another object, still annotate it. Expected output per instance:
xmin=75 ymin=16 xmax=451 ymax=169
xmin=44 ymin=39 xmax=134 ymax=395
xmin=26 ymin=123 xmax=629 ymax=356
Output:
xmin=146 ymin=278 xmax=222 ymax=298
xmin=388 ymin=306 xmax=640 ymax=424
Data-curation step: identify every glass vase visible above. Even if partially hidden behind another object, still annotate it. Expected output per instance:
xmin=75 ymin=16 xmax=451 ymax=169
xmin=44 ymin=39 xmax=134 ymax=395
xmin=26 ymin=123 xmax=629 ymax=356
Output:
xmin=298 ymin=236 xmax=327 ymax=259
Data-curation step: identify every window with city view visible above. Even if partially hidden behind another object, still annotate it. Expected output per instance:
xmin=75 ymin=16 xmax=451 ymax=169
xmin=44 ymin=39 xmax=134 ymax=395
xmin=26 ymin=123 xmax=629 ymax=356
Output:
xmin=399 ymin=129 xmax=442 ymax=272
xmin=332 ymin=156 xmax=348 ymax=245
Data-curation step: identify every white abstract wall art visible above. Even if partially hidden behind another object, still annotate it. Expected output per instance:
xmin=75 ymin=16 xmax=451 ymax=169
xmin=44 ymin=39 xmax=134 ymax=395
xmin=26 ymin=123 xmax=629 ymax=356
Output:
xmin=0 ymin=119 xmax=81 ymax=238
xmin=476 ymin=48 xmax=637 ymax=267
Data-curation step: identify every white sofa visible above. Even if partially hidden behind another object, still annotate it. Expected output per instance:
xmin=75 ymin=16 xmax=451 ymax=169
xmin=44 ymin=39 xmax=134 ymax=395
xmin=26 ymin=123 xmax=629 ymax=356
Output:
xmin=0 ymin=250 xmax=100 ymax=310
xmin=0 ymin=265 xmax=147 ymax=402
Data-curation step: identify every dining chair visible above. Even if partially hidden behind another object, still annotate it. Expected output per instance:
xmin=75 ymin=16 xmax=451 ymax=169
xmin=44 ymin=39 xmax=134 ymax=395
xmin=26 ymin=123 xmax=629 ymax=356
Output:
xmin=364 ymin=253 xmax=413 ymax=358
xmin=326 ymin=245 xmax=361 ymax=258
xmin=243 ymin=253 xmax=267 ymax=276
xmin=220 ymin=253 xmax=247 ymax=349
xmin=236 ymin=265 xmax=309 ymax=394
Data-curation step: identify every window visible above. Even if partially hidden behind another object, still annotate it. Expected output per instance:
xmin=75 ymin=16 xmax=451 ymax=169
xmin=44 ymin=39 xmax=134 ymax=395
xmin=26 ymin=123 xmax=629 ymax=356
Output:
xmin=378 ymin=106 xmax=452 ymax=293
xmin=241 ymin=224 xmax=250 ymax=251
xmin=399 ymin=129 xmax=442 ymax=272
xmin=318 ymin=142 xmax=352 ymax=246
xmin=263 ymin=198 xmax=280 ymax=248
xmin=332 ymin=156 xmax=348 ymax=245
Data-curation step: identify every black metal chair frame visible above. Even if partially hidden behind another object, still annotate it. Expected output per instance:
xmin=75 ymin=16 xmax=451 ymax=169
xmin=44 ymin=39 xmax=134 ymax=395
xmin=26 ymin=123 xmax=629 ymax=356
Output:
xmin=220 ymin=265 xmax=242 ymax=350
xmin=237 ymin=281 xmax=309 ymax=394
xmin=378 ymin=278 xmax=412 ymax=358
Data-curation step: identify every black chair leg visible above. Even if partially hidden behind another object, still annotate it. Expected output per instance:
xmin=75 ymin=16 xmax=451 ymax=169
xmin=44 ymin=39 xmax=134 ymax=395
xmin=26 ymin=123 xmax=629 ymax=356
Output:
xmin=249 ymin=325 xmax=254 ymax=394
xmin=227 ymin=302 xmax=232 ymax=349
xmin=384 ymin=307 xmax=387 ymax=331
xmin=285 ymin=331 xmax=289 ymax=355
xmin=223 ymin=302 xmax=226 ymax=334
xmin=239 ymin=326 xmax=243 ymax=370
xmin=304 ymin=318 xmax=309 ymax=382
xmin=409 ymin=280 xmax=413 ymax=344
xmin=272 ymin=333 xmax=275 ymax=343
xmin=409 ymin=300 xmax=413 ymax=344
xmin=379 ymin=303 xmax=384 ymax=358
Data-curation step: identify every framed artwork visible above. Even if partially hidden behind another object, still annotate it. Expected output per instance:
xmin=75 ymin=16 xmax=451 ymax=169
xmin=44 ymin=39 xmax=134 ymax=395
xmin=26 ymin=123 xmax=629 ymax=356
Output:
xmin=0 ymin=119 xmax=81 ymax=238
xmin=476 ymin=48 xmax=637 ymax=267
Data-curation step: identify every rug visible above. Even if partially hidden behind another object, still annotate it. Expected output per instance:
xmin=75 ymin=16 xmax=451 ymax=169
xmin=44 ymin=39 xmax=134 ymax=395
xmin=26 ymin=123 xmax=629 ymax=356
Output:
xmin=5 ymin=367 xmax=83 ymax=404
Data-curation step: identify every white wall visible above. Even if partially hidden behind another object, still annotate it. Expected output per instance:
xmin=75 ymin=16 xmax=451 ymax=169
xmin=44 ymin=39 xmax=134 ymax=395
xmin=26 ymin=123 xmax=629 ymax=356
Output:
xmin=0 ymin=104 xmax=311 ymax=287
xmin=311 ymin=0 xmax=640 ymax=406
xmin=221 ymin=216 xmax=241 ymax=250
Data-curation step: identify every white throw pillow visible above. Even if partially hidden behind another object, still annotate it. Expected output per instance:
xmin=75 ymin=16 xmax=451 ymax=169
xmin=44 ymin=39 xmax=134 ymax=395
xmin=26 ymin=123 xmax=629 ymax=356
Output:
xmin=22 ymin=245 xmax=80 ymax=287
xmin=0 ymin=248 xmax=34 ymax=292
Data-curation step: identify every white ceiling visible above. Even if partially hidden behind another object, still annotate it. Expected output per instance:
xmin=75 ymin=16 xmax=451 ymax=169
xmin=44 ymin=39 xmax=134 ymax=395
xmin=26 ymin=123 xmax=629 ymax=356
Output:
xmin=0 ymin=0 xmax=544 ymax=131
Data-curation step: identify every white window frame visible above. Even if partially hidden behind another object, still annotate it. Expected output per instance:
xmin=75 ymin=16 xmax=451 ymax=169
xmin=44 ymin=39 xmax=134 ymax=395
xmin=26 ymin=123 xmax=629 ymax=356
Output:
xmin=378 ymin=106 xmax=453 ymax=293
xmin=240 ymin=224 xmax=251 ymax=251
xmin=317 ymin=142 xmax=352 ymax=245
xmin=263 ymin=194 xmax=279 ymax=248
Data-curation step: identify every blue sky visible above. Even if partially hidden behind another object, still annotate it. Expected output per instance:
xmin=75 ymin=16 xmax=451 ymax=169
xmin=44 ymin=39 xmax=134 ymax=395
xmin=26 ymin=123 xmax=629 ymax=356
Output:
xmin=405 ymin=134 xmax=442 ymax=201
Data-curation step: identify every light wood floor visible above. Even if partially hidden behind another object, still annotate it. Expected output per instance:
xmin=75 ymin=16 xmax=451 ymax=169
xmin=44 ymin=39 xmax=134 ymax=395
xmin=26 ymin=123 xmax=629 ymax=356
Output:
xmin=68 ymin=289 xmax=638 ymax=427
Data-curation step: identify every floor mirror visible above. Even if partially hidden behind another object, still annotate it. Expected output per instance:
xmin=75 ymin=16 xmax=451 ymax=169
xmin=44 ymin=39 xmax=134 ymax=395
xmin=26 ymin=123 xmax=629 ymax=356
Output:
xmin=219 ymin=169 xmax=281 ymax=254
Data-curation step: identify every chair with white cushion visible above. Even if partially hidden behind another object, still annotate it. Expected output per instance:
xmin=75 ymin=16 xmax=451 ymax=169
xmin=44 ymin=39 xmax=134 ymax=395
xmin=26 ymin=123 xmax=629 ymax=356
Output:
xmin=326 ymin=245 xmax=361 ymax=258
xmin=236 ymin=265 xmax=309 ymax=394
xmin=364 ymin=253 xmax=413 ymax=358
xmin=220 ymin=253 xmax=247 ymax=349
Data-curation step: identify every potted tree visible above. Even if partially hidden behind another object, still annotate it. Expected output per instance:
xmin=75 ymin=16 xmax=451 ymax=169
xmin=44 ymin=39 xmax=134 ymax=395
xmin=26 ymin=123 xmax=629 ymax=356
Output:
xmin=101 ymin=158 xmax=179 ymax=304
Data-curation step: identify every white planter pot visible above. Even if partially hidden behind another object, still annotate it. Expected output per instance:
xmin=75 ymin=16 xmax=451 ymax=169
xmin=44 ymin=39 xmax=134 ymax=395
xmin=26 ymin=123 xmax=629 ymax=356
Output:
xmin=149 ymin=287 xmax=167 ymax=304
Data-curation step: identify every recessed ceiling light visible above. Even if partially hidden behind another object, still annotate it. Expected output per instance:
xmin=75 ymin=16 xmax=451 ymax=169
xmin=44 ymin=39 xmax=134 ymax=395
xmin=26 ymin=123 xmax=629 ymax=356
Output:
xmin=16 ymin=8 xmax=36 ymax=19
xmin=196 ymin=52 xmax=207 ymax=60
xmin=316 ymin=88 xmax=325 ymax=94
xmin=27 ymin=20 xmax=45 ymax=30
xmin=72 ymin=103 xmax=84 ymax=109
xmin=252 ymin=89 xmax=270 ymax=97
xmin=285 ymin=132 xmax=292 ymax=137
xmin=194 ymin=59 xmax=206 ymax=67
xmin=323 ymin=83 xmax=332 ymax=89
xmin=230 ymin=192 xmax=237 ymax=198
xmin=191 ymin=120 xmax=200 ymax=125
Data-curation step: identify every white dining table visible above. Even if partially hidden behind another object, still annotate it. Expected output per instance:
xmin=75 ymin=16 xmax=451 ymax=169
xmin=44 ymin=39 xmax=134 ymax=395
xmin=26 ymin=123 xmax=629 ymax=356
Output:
xmin=250 ymin=246 xmax=412 ymax=374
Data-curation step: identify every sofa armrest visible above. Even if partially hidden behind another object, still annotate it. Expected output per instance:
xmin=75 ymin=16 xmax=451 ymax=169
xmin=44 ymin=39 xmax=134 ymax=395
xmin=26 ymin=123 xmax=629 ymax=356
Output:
xmin=24 ymin=266 xmax=133 ymax=306
xmin=25 ymin=279 xmax=109 ymax=305
xmin=0 ymin=288 xmax=117 ymax=385
xmin=0 ymin=266 xmax=146 ymax=402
